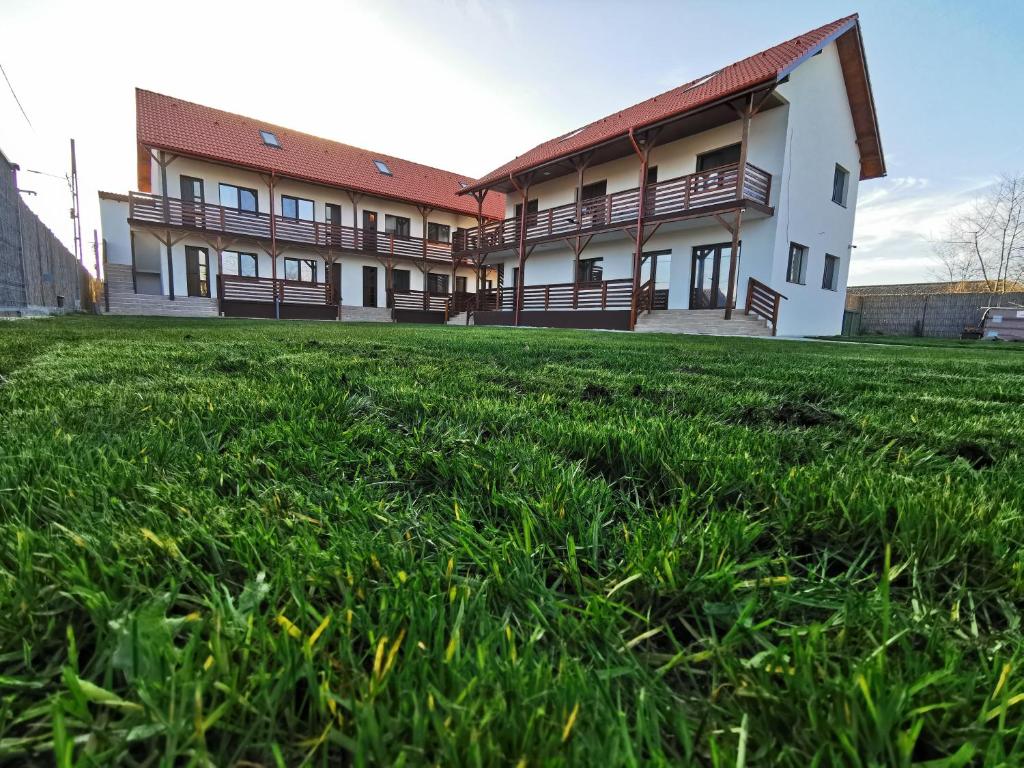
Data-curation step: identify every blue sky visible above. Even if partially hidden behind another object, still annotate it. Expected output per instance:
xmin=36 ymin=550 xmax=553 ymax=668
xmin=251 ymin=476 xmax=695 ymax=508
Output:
xmin=2 ymin=0 xmax=1022 ymax=283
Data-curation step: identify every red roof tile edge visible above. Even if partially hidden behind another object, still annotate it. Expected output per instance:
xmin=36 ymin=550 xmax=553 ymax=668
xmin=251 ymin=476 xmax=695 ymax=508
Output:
xmin=135 ymin=89 xmax=505 ymax=220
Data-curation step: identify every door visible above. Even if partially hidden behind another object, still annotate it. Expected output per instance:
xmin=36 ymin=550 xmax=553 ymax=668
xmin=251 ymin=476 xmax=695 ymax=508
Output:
xmin=362 ymin=265 xmax=378 ymax=307
xmin=185 ymin=246 xmax=210 ymax=298
xmin=689 ymin=243 xmax=738 ymax=309
xmin=330 ymin=262 xmax=342 ymax=304
xmin=362 ymin=210 xmax=378 ymax=253
xmin=579 ymin=180 xmax=608 ymax=228
xmin=180 ymin=176 xmax=204 ymax=228
xmin=325 ymin=203 xmax=342 ymax=247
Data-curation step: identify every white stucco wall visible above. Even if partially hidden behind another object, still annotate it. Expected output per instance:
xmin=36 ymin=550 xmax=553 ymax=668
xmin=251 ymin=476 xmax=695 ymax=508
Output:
xmin=769 ymin=42 xmax=861 ymax=335
xmin=99 ymin=197 xmax=131 ymax=266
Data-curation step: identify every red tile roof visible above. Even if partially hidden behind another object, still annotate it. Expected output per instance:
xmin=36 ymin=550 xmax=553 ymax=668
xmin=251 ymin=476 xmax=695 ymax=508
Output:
xmin=136 ymin=89 xmax=505 ymax=220
xmin=463 ymin=14 xmax=883 ymax=193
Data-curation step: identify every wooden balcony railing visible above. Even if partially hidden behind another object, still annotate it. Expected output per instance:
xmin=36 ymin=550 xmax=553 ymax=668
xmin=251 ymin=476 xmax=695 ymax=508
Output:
xmin=453 ymin=162 xmax=771 ymax=254
xmin=637 ymin=280 xmax=669 ymax=312
xmin=388 ymin=289 xmax=450 ymax=314
xmin=128 ymin=192 xmax=453 ymax=263
xmin=218 ymin=274 xmax=336 ymax=306
xmin=473 ymin=278 xmax=634 ymax=312
xmin=744 ymin=277 xmax=787 ymax=336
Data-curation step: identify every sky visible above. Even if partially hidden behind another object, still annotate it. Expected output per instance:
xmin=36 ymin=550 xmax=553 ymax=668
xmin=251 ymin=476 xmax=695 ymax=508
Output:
xmin=2 ymin=0 xmax=1022 ymax=285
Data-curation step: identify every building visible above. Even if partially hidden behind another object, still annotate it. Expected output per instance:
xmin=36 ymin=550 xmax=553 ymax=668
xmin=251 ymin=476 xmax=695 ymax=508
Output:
xmin=100 ymin=90 xmax=504 ymax=321
xmin=455 ymin=13 xmax=883 ymax=336
xmin=101 ymin=13 xmax=883 ymax=335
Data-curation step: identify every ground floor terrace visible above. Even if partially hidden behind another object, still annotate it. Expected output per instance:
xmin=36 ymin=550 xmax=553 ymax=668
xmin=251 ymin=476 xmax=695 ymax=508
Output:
xmin=113 ymin=209 xmax=497 ymax=323
xmin=106 ymin=181 xmax=847 ymax=335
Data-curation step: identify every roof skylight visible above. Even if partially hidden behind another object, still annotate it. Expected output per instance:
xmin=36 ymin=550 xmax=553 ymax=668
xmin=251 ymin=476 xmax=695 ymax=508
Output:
xmin=260 ymin=130 xmax=281 ymax=148
xmin=373 ymin=159 xmax=393 ymax=175
xmin=558 ymin=127 xmax=586 ymax=143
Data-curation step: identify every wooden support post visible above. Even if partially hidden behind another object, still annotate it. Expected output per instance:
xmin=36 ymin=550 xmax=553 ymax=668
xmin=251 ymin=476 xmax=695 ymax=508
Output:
xmin=158 ymin=150 xmax=175 ymax=300
xmin=724 ymin=94 xmax=753 ymax=320
xmin=267 ymin=173 xmax=279 ymax=319
xmin=129 ymin=230 xmax=138 ymax=294
xmin=627 ymin=130 xmax=652 ymax=330
xmin=510 ymin=174 xmax=532 ymax=326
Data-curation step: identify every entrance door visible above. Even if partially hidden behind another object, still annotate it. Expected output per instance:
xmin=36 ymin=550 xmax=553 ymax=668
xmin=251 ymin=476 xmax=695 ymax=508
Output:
xmin=362 ymin=210 xmax=378 ymax=253
xmin=325 ymin=203 xmax=343 ymax=247
xmin=330 ymin=262 xmax=342 ymax=304
xmin=362 ymin=265 xmax=378 ymax=307
xmin=185 ymin=246 xmax=210 ymax=297
xmin=180 ymin=176 xmax=204 ymax=228
xmin=689 ymin=243 xmax=738 ymax=309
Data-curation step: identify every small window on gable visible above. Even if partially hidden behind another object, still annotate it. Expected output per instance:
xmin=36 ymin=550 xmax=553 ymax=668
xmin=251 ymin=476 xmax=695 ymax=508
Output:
xmin=373 ymin=160 xmax=392 ymax=175
xmin=832 ymin=164 xmax=850 ymax=206
xmin=260 ymin=130 xmax=280 ymax=148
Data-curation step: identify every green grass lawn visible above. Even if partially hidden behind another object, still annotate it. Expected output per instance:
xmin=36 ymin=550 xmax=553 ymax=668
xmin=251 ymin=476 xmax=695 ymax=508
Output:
xmin=1 ymin=316 xmax=1022 ymax=766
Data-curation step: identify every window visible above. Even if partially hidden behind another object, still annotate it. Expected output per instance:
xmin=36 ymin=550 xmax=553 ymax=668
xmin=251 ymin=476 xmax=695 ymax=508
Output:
xmin=385 ymin=215 xmax=411 ymax=239
xmin=579 ymin=180 xmax=607 ymax=201
xmin=696 ymin=143 xmax=741 ymax=172
xmin=219 ymin=183 xmax=258 ymax=214
xmin=281 ymin=195 xmax=314 ymax=221
xmin=646 ymin=166 xmax=658 ymax=184
xmin=577 ymin=257 xmax=604 ymax=283
xmin=427 ymin=273 xmax=449 ymax=295
xmin=427 ymin=222 xmax=450 ymax=243
xmin=832 ymin=164 xmax=850 ymax=206
xmin=787 ymin=242 xmax=808 ymax=285
xmin=260 ymin=130 xmax=280 ymax=148
xmin=222 ymin=250 xmax=258 ymax=278
xmin=511 ymin=267 xmax=519 ymax=286
xmin=455 ymin=276 xmax=467 ymax=293
xmin=373 ymin=159 xmax=392 ymax=175
xmin=458 ymin=181 xmax=469 ymax=189
xmin=514 ymin=199 xmax=539 ymax=219
xmin=392 ymin=268 xmax=411 ymax=292
xmin=284 ymin=257 xmax=317 ymax=283
xmin=822 ymin=254 xmax=840 ymax=291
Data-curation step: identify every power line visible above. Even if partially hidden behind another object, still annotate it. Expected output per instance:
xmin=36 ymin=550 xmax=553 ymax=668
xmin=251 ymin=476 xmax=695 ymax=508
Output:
xmin=0 ymin=61 xmax=33 ymax=129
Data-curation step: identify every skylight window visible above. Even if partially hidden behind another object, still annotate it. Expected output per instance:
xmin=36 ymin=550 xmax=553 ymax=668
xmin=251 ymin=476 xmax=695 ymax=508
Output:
xmin=558 ymin=127 xmax=586 ymax=143
xmin=458 ymin=181 xmax=469 ymax=189
xmin=373 ymin=159 xmax=392 ymax=175
xmin=680 ymin=70 xmax=719 ymax=94
xmin=260 ymin=130 xmax=281 ymax=148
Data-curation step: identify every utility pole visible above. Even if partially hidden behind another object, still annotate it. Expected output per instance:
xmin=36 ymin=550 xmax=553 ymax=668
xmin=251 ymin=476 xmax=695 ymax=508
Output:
xmin=70 ymin=138 xmax=83 ymax=265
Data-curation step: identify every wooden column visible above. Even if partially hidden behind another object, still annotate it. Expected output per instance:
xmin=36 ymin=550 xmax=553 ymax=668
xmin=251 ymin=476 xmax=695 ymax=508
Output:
xmin=158 ymin=150 xmax=174 ymax=300
xmin=627 ymin=131 xmax=652 ymax=330
xmin=512 ymin=178 xmax=531 ymax=327
xmin=267 ymin=173 xmax=279 ymax=319
xmin=724 ymin=94 xmax=753 ymax=320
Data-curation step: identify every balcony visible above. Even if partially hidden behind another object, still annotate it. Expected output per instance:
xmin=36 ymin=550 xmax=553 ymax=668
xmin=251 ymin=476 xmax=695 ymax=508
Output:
xmin=128 ymin=192 xmax=454 ymax=263
xmin=453 ymin=162 xmax=771 ymax=255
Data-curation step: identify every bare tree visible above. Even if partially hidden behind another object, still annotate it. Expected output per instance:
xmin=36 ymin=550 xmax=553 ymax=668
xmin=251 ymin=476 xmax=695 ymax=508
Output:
xmin=931 ymin=174 xmax=1024 ymax=298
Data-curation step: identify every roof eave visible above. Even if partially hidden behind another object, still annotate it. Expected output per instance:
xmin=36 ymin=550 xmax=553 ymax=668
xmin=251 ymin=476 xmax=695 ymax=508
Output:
xmin=136 ymin=139 xmax=496 ymax=221
xmin=458 ymin=79 xmax=777 ymax=198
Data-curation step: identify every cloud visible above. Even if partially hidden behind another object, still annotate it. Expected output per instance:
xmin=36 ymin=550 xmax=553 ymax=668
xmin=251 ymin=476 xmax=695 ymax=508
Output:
xmin=850 ymin=175 xmax=995 ymax=284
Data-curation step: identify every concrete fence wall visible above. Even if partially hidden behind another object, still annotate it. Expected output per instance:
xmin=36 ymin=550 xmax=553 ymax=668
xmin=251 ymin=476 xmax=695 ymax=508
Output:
xmin=1 ymin=149 xmax=88 ymax=315
xmin=846 ymin=291 xmax=1024 ymax=338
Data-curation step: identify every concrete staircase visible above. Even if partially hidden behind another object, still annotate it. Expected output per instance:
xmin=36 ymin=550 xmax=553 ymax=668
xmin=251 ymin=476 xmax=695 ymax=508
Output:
xmin=103 ymin=264 xmax=219 ymax=318
xmin=339 ymin=306 xmax=394 ymax=323
xmin=634 ymin=309 xmax=773 ymax=337
xmin=446 ymin=312 xmax=474 ymax=326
